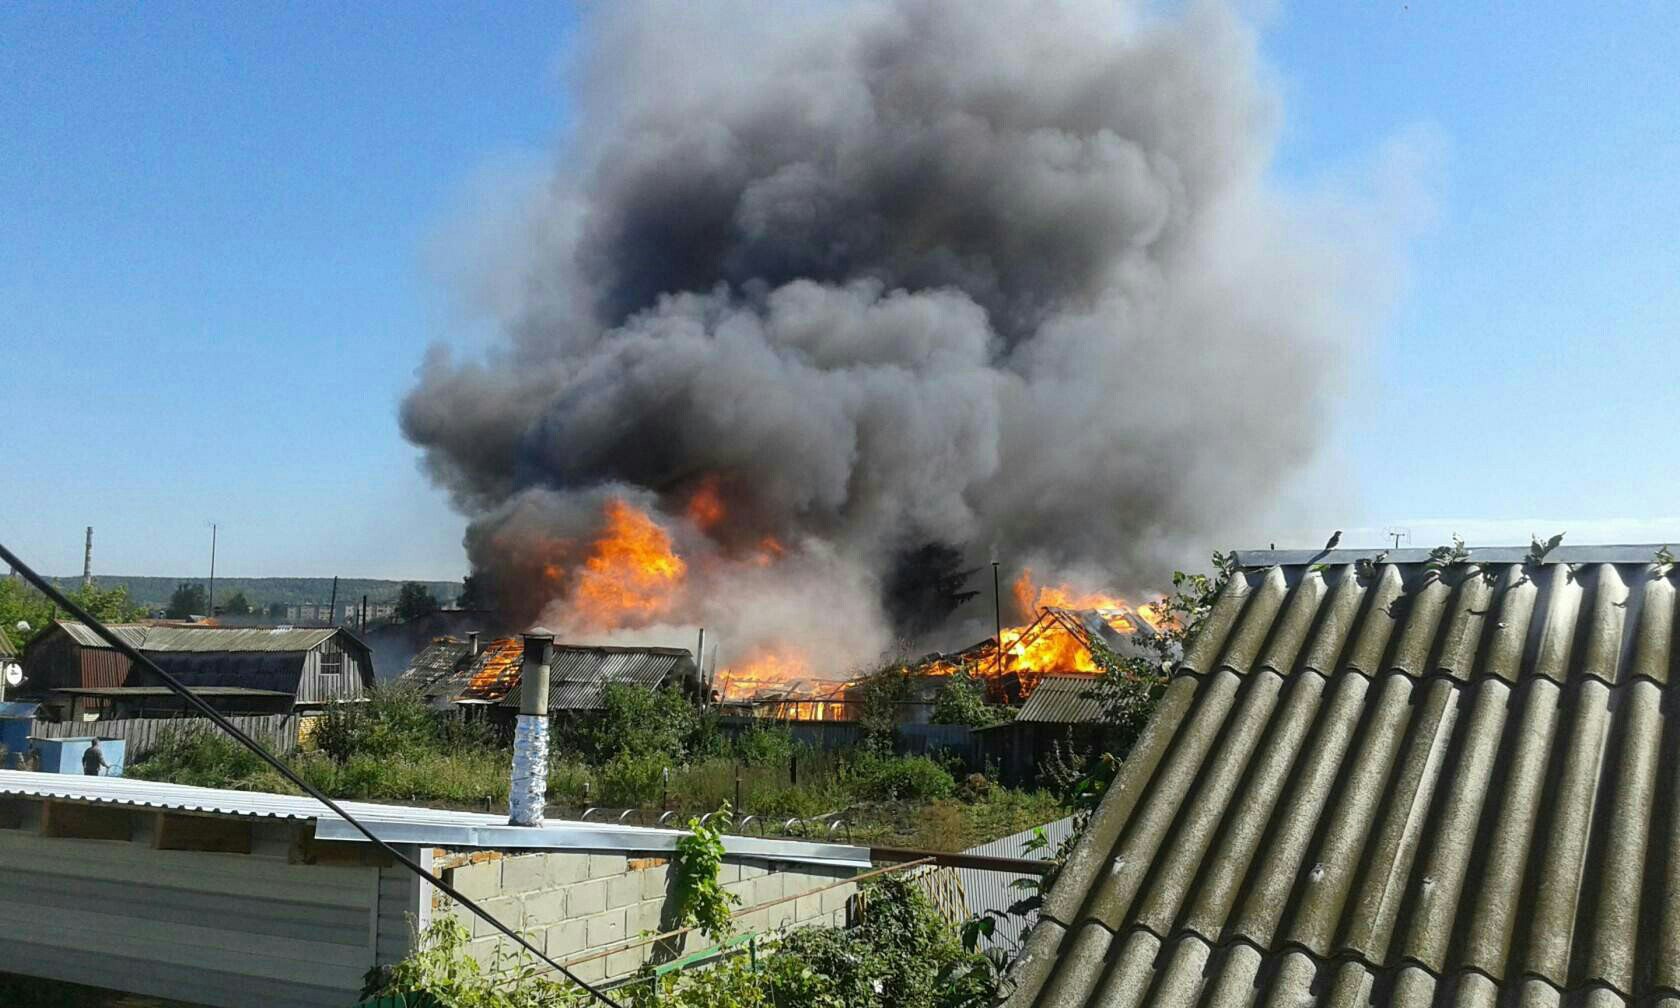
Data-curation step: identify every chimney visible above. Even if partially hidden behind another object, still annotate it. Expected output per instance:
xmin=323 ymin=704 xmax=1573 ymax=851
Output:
xmin=82 ymin=527 xmax=93 ymax=588
xmin=468 ymin=631 xmax=481 ymax=656
xmin=508 ymin=628 xmax=554 ymax=827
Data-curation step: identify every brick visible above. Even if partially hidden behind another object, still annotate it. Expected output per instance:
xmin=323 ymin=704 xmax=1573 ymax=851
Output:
xmin=607 ymin=872 xmax=641 ymax=909
xmin=640 ymin=864 xmax=670 ymax=900
xmin=587 ymin=853 xmax=628 ymax=879
xmin=521 ymin=887 xmax=567 ymax=925
xmin=585 ymin=909 xmax=626 ymax=948
xmin=501 ymin=854 xmax=548 ymax=893
xmin=547 ymin=853 xmax=590 ymax=886
xmin=544 ymin=919 xmax=587 ymax=959
xmin=472 ymin=896 xmax=524 ymax=938
xmin=451 ymin=859 xmax=503 ymax=901
xmin=568 ymin=878 xmax=609 ymax=917
xmin=627 ymin=856 xmax=668 ymax=871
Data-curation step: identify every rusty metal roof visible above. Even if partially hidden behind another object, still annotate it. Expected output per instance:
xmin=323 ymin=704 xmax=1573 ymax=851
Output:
xmin=1005 ymin=547 xmax=1680 ymax=1008
xmin=398 ymin=638 xmax=474 ymax=693
xmin=1012 ymin=674 xmax=1105 ymax=724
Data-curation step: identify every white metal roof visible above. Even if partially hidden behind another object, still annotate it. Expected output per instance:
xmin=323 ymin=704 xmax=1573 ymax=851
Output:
xmin=0 ymin=770 xmax=870 ymax=868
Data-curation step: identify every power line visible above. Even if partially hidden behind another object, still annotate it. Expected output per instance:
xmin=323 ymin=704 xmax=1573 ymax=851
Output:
xmin=0 ymin=540 xmax=624 ymax=1008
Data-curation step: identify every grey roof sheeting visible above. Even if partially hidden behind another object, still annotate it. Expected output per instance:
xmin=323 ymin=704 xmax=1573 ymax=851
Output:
xmin=398 ymin=638 xmax=474 ymax=692
xmin=0 ymin=624 xmax=16 ymax=661
xmin=0 ymin=770 xmax=870 ymax=868
xmin=56 ymin=622 xmax=341 ymax=653
xmin=503 ymin=645 xmax=698 ymax=711
xmin=1013 ymin=675 xmax=1107 ymax=724
xmin=1005 ymin=547 xmax=1680 ymax=1008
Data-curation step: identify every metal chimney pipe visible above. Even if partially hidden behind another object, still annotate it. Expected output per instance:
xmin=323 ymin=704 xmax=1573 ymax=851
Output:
xmin=468 ymin=630 xmax=481 ymax=656
xmin=508 ymin=628 xmax=554 ymax=826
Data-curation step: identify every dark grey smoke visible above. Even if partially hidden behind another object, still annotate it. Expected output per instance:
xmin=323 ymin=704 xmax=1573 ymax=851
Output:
xmin=402 ymin=0 xmax=1404 ymax=674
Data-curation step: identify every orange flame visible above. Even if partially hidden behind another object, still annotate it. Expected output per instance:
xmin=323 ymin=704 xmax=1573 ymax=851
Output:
xmin=686 ymin=477 xmax=726 ymax=532
xmin=570 ymin=499 xmax=687 ymax=629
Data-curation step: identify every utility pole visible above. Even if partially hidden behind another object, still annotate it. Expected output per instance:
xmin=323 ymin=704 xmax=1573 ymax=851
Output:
xmin=327 ymin=576 xmax=339 ymax=627
xmin=82 ymin=527 xmax=93 ymax=588
xmin=992 ymin=561 xmax=1003 ymax=679
xmin=207 ymin=522 xmax=218 ymax=618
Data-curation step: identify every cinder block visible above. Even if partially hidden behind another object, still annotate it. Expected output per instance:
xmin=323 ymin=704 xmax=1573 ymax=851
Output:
xmin=587 ymin=853 xmax=628 ymax=879
xmin=632 ymin=899 xmax=667 ymax=935
xmin=544 ymin=918 xmax=587 ymax=959
xmin=521 ymin=887 xmax=567 ymax=925
xmin=640 ymin=865 xmax=670 ymax=900
xmin=472 ymin=896 xmax=524 ymax=938
xmin=793 ymin=893 xmax=820 ymax=923
xmin=501 ymin=854 xmax=548 ymax=893
xmin=585 ymin=909 xmax=627 ymax=948
xmin=752 ymin=873 xmax=785 ymax=904
xmin=451 ymin=859 xmax=504 ymax=901
xmin=718 ymin=860 xmax=742 ymax=883
xmin=568 ymin=955 xmax=607 ymax=984
xmin=738 ymin=860 xmax=768 ymax=881
xmin=820 ymin=885 xmax=852 ymax=916
xmin=607 ymin=872 xmax=642 ymax=909
xmin=606 ymin=946 xmax=648 ymax=979
xmin=466 ymin=935 xmax=516 ymax=966
xmin=567 ymin=878 xmax=609 ymax=917
xmin=547 ymin=852 xmax=590 ymax=886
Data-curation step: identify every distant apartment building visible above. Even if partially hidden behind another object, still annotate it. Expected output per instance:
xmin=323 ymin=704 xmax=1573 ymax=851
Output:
xmin=267 ymin=601 xmax=396 ymax=624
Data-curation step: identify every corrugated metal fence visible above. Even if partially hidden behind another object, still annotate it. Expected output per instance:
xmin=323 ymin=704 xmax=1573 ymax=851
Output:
xmin=26 ymin=714 xmax=299 ymax=760
xmin=958 ymin=815 xmax=1075 ymax=951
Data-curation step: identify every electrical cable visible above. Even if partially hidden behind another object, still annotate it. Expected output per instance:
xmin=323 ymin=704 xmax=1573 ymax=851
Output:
xmin=0 ymin=542 xmax=625 ymax=1008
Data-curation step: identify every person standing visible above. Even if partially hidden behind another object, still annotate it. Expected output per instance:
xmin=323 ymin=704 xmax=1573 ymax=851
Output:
xmin=82 ymin=739 xmax=108 ymax=776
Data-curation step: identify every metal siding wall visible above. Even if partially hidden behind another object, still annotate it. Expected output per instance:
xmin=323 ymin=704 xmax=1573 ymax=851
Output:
xmin=80 ymin=647 xmax=131 ymax=688
xmin=375 ymin=850 xmax=424 ymax=966
xmin=0 ymin=820 xmax=383 ymax=1008
xmin=28 ymin=714 xmax=299 ymax=760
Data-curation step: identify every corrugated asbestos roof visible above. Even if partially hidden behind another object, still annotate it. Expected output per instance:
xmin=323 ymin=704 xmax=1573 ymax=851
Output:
xmin=1014 ymin=674 xmax=1106 ymax=724
xmin=0 ymin=624 xmax=16 ymax=661
xmin=503 ymin=645 xmax=697 ymax=710
xmin=399 ymin=638 xmax=474 ymax=692
xmin=1005 ymin=547 xmax=1680 ymax=1008
xmin=0 ymin=770 xmax=870 ymax=868
xmin=56 ymin=622 xmax=340 ymax=653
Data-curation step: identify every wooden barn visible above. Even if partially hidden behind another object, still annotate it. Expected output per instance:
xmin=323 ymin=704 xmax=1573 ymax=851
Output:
xmin=20 ymin=622 xmax=375 ymax=720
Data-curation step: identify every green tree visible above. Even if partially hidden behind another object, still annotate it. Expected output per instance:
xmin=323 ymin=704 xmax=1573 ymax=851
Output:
xmin=395 ymin=581 xmax=440 ymax=621
xmin=456 ymin=573 xmax=488 ymax=610
xmin=166 ymin=582 xmax=208 ymax=619
xmin=0 ymin=578 xmax=146 ymax=645
xmin=930 ymin=672 xmax=1009 ymax=727
xmin=218 ymin=591 xmax=252 ymax=616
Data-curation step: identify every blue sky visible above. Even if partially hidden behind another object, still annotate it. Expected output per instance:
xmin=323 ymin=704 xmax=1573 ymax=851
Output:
xmin=2 ymin=2 xmax=1676 ymax=579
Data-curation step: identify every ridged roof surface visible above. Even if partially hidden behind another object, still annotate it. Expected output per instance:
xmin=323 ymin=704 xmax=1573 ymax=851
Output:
xmin=0 ymin=624 xmax=15 ymax=661
xmin=504 ymin=644 xmax=697 ymax=711
xmin=397 ymin=638 xmax=474 ymax=692
xmin=1014 ymin=674 xmax=1106 ymax=724
xmin=1005 ymin=547 xmax=1680 ymax=1008
xmin=56 ymin=621 xmax=340 ymax=652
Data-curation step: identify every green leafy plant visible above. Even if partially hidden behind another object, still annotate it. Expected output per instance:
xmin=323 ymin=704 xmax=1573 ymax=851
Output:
xmin=1526 ymin=532 xmax=1565 ymax=566
xmin=672 ymin=803 xmax=740 ymax=944
xmin=1426 ymin=534 xmax=1471 ymax=571
xmin=367 ymin=915 xmax=576 ymax=1007
xmin=929 ymin=673 xmax=1010 ymax=727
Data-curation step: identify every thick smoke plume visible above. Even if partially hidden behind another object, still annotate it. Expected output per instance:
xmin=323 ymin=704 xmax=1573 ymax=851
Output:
xmin=403 ymin=0 xmax=1397 ymax=675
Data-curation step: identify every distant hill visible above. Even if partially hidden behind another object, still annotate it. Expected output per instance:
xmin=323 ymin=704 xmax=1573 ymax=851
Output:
xmin=52 ymin=576 xmax=464 ymax=610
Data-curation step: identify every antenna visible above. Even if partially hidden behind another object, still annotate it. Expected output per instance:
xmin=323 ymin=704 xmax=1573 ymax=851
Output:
xmin=1384 ymin=527 xmax=1411 ymax=550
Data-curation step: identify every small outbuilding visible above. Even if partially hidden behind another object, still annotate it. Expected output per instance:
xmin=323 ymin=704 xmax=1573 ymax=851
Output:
xmin=21 ymin=622 xmax=375 ymax=720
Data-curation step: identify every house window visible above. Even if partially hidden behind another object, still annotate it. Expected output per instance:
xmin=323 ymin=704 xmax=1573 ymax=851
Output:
xmin=320 ymin=651 xmax=343 ymax=676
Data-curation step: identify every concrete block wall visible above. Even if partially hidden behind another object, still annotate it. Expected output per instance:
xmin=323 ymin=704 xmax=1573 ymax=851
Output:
xmin=432 ymin=849 xmax=860 ymax=984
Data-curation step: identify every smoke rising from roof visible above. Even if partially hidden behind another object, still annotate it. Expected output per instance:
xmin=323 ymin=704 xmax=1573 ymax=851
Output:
xmin=402 ymin=0 xmax=1413 ymax=673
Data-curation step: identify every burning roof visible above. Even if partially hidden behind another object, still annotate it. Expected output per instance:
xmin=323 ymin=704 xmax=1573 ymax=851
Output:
xmin=402 ymin=635 xmax=698 ymax=711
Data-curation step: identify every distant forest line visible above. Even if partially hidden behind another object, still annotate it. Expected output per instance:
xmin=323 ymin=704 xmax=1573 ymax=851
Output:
xmin=45 ymin=576 xmax=465 ymax=610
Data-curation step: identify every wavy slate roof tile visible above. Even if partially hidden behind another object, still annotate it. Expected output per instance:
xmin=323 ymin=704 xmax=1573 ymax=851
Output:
xmin=1003 ymin=546 xmax=1680 ymax=1008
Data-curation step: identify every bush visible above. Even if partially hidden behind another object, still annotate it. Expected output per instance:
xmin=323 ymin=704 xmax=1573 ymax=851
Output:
xmin=848 ymin=754 xmax=955 ymax=803
xmin=595 ymin=750 xmax=667 ymax=806
xmin=366 ymin=915 xmax=576 ymax=1007
xmin=929 ymin=674 xmax=1009 ymax=728
xmin=732 ymin=724 xmax=796 ymax=767
xmin=127 ymin=724 xmax=269 ymax=788
xmin=556 ymin=685 xmax=700 ymax=764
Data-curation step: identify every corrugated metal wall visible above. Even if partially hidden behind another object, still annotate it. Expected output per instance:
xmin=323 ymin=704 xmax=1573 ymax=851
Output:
xmin=27 ymin=713 xmax=298 ymax=760
xmin=0 ymin=811 xmax=418 ymax=1008
xmin=957 ymin=816 xmax=1074 ymax=951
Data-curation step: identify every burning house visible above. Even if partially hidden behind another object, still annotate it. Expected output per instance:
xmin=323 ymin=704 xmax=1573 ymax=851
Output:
xmin=400 ymin=634 xmax=702 ymax=716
